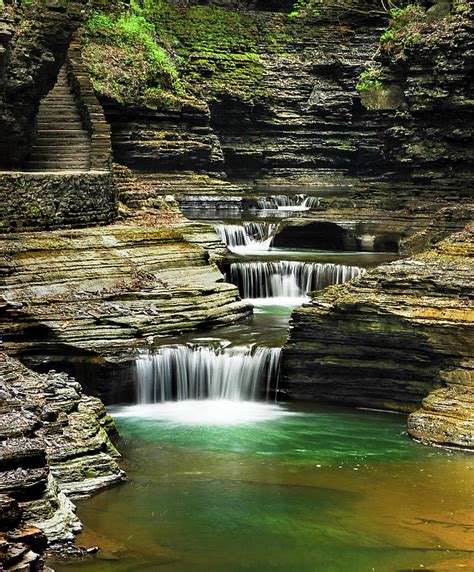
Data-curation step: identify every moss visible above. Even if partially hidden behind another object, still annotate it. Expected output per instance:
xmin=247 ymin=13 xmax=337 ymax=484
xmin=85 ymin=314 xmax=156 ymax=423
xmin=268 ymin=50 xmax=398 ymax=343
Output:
xmin=81 ymin=0 xmax=301 ymax=106
xmin=81 ymin=6 xmax=184 ymax=105
xmin=379 ymin=4 xmax=426 ymax=57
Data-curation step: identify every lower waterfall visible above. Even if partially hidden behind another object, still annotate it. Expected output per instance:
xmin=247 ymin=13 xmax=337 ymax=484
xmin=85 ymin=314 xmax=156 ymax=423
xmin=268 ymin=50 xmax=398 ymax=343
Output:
xmin=225 ymin=261 xmax=364 ymax=299
xmin=135 ymin=345 xmax=281 ymax=403
xmin=215 ymin=222 xmax=280 ymax=251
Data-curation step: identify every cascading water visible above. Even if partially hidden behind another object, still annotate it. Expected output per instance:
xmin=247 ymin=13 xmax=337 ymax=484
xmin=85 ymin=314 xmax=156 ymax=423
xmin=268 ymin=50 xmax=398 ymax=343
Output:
xmin=135 ymin=345 xmax=281 ymax=404
xmin=256 ymin=194 xmax=320 ymax=211
xmin=215 ymin=222 xmax=280 ymax=252
xmin=226 ymin=261 xmax=365 ymax=299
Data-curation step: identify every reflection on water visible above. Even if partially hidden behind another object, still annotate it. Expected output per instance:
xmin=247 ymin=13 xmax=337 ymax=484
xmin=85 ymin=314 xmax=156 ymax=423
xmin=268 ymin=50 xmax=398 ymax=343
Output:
xmin=50 ymin=403 xmax=474 ymax=572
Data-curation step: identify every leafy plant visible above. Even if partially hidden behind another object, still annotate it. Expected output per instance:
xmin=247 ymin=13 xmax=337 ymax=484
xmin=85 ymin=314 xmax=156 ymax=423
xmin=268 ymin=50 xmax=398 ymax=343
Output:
xmin=379 ymin=4 xmax=426 ymax=56
xmin=356 ymin=65 xmax=385 ymax=92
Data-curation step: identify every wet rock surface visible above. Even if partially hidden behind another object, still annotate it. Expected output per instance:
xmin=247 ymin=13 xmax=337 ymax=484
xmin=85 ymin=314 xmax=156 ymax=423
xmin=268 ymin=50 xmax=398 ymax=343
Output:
xmin=282 ymin=221 xmax=473 ymax=449
xmin=0 ymin=353 xmax=125 ymax=569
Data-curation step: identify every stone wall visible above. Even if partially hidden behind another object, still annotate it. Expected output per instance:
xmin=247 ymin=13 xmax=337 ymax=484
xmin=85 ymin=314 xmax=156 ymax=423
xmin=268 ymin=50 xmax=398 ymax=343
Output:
xmin=0 ymin=172 xmax=117 ymax=232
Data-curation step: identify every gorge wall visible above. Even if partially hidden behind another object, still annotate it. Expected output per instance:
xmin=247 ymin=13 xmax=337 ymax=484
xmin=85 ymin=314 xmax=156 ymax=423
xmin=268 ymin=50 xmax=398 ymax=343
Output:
xmin=282 ymin=214 xmax=473 ymax=449
xmin=0 ymin=0 xmax=87 ymax=167
xmin=0 ymin=1 xmax=473 ymax=567
xmin=92 ymin=0 xmax=387 ymax=181
xmin=0 ymin=353 xmax=125 ymax=569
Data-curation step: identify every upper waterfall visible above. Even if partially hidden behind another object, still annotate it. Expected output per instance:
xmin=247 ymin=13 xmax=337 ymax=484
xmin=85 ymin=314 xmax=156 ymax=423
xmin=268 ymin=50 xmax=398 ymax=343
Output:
xmin=225 ymin=261 xmax=365 ymax=299
xmin=256 ymin=194 xmax=320 ymax=211
xmin=215 ymin=222 xmax=280 ymax=252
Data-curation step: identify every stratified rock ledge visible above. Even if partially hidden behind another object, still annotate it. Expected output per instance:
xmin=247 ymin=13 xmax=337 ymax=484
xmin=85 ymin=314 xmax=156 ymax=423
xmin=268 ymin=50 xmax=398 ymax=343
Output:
xmin=282 ymin=222 xmax=473 ymax=450
xmin=0 ymin=353 xmax=125 ymax=569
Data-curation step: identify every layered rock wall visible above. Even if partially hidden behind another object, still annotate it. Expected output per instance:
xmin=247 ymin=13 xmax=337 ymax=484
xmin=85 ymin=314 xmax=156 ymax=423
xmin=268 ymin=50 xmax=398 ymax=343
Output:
xmin=282 ymin=221 xmax=473 ymax=448
xmin=0 ymin=224 xmax=250 ymax=357
xmin=104 ymin=99 xmax=224 ymax=173
xmin=0 ymin=353 xmax=125 ymax=569
xmin=89 ymin=1 xmax=386 ymax=181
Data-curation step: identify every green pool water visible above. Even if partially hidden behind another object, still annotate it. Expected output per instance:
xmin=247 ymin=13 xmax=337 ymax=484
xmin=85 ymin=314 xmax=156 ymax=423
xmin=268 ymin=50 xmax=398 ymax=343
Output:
xmin=51 ymin=402 xmax=473 ymax=572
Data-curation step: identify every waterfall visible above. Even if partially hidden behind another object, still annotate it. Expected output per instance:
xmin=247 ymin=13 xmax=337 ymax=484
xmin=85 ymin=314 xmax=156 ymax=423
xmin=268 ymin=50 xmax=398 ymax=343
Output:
xmin=215 ymin=222 xmax=280 ymax=251
xmin=225 ymin=262 xmax=365 ymax=299
xmin=256 ymin=194 xmax=320 ymax=211
xmin=135 ymin=345 xmax=281 ymax=404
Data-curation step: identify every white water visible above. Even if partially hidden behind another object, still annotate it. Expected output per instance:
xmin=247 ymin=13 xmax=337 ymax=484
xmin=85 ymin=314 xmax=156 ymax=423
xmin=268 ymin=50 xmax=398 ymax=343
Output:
xmin=112 ymin=400 xmax=294 ymax=426
xmin=257 ymin=194 xmax=320 ymax=211
xmin=135 ymin=345 xmax=281 ymax=404
xmin=215 ymin=222 xmax=280 ymax=252
xmin=226 ymin=261 xmax=364 ymax=299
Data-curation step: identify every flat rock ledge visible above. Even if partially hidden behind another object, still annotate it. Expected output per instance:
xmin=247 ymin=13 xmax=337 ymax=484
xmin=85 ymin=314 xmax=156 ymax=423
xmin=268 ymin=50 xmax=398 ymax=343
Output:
xmin=282 ymin=223 xmax=474 ymax=450
xmin=0 ymin=353 xmax=125 ymax=570
xmin=0 ymin=223 xmax=250 ymax=356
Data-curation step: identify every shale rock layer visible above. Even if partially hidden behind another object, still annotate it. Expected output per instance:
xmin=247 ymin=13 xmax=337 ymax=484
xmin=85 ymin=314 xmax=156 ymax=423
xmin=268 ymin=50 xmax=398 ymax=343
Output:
xmin=0 ymin=353 xmax=125 ymax=569
xmin=1 ymin=224 xmax=249 ymax=356
xmin=282 ymin=223 xmax=473 ymax=449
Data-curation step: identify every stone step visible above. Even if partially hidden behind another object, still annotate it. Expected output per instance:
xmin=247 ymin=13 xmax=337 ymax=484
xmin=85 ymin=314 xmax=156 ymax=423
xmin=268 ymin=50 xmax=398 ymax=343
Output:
xmin=38 ymin=108 xmax=82 ymax=114
xmin=38 ymin=114 xmax=82 ymax=122
xmin=31 ymin=151 xmax=91 ymax=159
xmin=43 ymin=95 xmax=71 ymax=100
xmin=47 ymin=88 xmax=73 ymax=94
xmin=38 ymin=121 xmax=82 ymax=131
xmin=36 ymin=129 xmax=90 ymax=137
xmin=38 ymin=116 xmax=83 ymax=127
xmin=32 ymin=149 xmax=91 ymax=156
xmin=42 ymin=97 xmax=77 ymax=105
xmin=27 ymin=162 xmax=91 ymax=170
xmin=34 ymin=141 xmax=91 ymax=150
xmin=34 ymin=135 xmax=90 ymax=142
xmin=32 ymin=141 xmax=91 ymax=150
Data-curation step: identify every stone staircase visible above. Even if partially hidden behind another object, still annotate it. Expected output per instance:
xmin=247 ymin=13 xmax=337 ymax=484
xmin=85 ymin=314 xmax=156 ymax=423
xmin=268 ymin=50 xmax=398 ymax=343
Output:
xmin=27 ymin=65 xmax=91 ymax=171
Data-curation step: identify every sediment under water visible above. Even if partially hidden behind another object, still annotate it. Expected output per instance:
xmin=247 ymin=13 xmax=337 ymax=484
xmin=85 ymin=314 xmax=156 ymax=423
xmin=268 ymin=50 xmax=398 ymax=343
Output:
xmin=50 ymin=401 xmax=474 ymax=572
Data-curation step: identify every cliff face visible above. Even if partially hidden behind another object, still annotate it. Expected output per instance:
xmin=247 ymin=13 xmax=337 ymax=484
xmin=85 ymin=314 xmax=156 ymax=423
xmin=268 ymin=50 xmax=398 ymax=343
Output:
xmin=359 ymin=0 xmax=474 ymax=188
xmin=0 ymin=353 xmax=125 ymax=570
xmin=282 ymin=216 xmax=473 ymax=449
xmin=82 ymin=0 xmax=473 ymax=251
xmin=0 ymin=0 xmax=87 ymax=166
xmin=84 ymin=0 xmax=386 ymax=180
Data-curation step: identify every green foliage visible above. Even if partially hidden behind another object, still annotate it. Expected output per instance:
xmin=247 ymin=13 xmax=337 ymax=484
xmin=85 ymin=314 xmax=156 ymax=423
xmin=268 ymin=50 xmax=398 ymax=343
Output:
xmin=82 ymin=6 xmax=183 ymax=104
xmin=290 ymin=0 xmax=325 ymax=17
xmin=379 ymin=4 xmax=426 ymax=57
xmin=82 ymin=0 xmax=302 ymax=105
xmin=356 ymin=64 xmax=384 ymax=93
